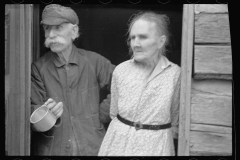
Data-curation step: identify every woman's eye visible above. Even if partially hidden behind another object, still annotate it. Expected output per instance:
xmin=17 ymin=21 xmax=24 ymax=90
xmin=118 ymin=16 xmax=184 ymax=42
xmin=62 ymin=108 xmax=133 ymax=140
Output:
xmin=139 ymin=35 xmax=147 ymax=39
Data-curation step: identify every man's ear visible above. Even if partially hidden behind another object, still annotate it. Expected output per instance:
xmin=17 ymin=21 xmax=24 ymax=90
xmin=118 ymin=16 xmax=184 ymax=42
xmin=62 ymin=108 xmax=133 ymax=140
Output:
xmin=71 ymin=25 xmax=79 ymax=40
xmin=158 ymin=35 xmax=166 ymax=49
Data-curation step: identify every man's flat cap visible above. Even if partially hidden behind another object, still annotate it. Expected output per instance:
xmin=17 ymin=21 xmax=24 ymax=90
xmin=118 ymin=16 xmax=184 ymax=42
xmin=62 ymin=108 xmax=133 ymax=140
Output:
xmin=41 ymin=4 xmax=79 ymax=25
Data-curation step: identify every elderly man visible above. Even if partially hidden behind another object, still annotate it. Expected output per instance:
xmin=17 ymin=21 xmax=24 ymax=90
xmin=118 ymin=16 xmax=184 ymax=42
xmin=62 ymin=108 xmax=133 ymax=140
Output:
xmin=31 ymin=4 xmax=114 ymax=156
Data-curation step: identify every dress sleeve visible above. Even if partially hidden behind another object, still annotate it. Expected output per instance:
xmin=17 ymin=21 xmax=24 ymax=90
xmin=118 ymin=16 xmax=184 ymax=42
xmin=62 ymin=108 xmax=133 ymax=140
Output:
xmin=171 ymin=69 xmax=181 ymax=139
xmin=110 ymin=71 xmax=119 ymax=120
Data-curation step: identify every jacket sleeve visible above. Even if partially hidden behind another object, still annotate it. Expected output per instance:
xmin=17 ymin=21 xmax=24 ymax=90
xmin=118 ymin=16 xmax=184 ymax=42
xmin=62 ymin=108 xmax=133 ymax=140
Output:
xmin=95 ymin=55 xmax=115 ymax=124
xmin=170 ymin=69 xmax=181 ymax=139
xmin=31 ymin=63 xmax=62 ymax=131
xmin=31 ymin=63 xmax=47 ymax=113
xmin=31 ymin=63 xmax=47 ymax=131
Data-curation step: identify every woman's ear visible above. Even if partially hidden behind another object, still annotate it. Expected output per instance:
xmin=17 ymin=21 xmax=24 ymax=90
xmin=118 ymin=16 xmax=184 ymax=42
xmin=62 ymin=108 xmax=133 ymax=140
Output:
xmin=158 ymin=35 xmax=166 ymax=49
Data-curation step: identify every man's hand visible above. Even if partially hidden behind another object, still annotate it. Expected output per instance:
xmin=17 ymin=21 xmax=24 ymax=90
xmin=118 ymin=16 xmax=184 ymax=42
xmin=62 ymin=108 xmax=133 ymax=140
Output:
xmin=44 ymin=98 xmax=63 ymax=119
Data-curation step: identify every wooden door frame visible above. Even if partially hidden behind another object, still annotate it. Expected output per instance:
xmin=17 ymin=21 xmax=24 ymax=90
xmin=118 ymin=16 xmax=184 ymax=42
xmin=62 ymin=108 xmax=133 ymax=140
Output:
xmin=4 ymin=4 xmax=194 ymax=156
xmin=177 ymin=4 xmax=194 ymax=156
xmin=29 ymin=4 xmax=194 ymax=156
xmin=6 ymin=4 xmax=33 ymax=155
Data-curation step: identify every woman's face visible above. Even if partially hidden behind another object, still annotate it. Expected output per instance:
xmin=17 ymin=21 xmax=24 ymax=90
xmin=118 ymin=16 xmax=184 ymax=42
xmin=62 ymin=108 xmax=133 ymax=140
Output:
xmin=130 ymin=19 xmax=163 ymax=64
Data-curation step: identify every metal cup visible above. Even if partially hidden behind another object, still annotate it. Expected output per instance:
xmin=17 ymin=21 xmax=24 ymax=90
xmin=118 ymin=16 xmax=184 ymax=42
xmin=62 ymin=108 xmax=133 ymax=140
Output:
xmin=30 ymin=104 xmax=57 ymax=132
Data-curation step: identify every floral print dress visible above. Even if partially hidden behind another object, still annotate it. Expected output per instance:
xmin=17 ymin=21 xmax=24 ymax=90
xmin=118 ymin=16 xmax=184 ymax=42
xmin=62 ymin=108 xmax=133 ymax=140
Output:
xmin=98 ymin=56 xmax=181 ymax=156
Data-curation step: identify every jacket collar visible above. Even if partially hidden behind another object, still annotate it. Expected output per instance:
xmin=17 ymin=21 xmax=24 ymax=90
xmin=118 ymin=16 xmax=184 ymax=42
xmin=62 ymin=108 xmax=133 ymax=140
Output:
xmin=52 ymin=44 xmax=79 ymax=67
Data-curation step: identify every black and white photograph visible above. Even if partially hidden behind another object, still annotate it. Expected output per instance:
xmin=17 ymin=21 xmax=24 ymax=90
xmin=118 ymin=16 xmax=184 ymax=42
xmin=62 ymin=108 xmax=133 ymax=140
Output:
xmin=5 ymin=2 xmax=233 ymax=157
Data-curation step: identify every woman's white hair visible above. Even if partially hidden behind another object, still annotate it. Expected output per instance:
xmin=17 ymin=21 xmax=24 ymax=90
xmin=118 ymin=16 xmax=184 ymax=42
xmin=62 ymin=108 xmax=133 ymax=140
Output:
xmin=126 ymin=11 xmax=171 ymax=57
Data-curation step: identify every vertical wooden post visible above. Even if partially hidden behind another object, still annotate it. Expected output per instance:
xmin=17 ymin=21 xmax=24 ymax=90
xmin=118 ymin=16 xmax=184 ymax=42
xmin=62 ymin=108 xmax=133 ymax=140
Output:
xmin=7 ymin=5 xmax=19 ymax=155
xmin=178 ymin=4 xmax=194 ymax=156
xmin=6 ymin=4 xmax=32 ymax=155
xmin=25 ymin=4 xmax=32 ymax=155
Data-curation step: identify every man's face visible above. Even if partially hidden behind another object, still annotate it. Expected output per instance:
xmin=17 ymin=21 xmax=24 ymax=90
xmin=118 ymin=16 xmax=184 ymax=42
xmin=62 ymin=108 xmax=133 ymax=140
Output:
xmin=43 ymin=23 xmax=74 ymax=53
xmin=130 ymin=19 xmax=162 ymax=64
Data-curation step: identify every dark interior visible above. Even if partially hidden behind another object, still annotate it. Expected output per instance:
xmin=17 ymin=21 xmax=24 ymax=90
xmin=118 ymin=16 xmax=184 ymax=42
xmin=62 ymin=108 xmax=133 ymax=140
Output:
xmin=39 ymin=4 xmax=182 ymax=66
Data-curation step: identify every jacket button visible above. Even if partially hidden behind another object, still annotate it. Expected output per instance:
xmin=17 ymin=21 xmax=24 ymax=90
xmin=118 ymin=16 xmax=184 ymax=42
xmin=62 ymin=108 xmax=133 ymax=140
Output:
xmin=66 ymin=144 xmax=71 ymax=149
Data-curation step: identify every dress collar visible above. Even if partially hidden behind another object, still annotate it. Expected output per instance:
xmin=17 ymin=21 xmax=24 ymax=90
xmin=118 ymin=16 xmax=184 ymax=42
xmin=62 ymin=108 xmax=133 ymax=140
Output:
xmin=146 ymin=55 xmax=171 ymax=83
xmin=52 ymin=44 xmax=79 ymax=67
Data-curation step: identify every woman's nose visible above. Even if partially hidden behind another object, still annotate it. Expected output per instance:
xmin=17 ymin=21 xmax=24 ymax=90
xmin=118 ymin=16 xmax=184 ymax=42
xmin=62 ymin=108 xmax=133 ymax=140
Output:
xmin=132 ymin=37 xmax=140 ymax=47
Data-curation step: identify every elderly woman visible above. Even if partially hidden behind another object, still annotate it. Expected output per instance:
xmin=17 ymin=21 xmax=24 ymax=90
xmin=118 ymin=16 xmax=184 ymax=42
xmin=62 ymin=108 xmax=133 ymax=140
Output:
xmin=98 ymin=12 xmax=181 ymax=156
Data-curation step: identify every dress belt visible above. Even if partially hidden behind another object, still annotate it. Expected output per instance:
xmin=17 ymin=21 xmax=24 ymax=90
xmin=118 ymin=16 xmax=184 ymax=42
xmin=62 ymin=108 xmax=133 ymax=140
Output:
xmin=117 ymin=114 xmax=171 ymax=131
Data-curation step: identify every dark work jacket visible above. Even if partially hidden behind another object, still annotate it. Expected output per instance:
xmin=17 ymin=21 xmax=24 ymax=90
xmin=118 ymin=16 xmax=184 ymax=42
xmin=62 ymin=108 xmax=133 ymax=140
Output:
xmin=31 ymin=45 xmax=115 ymax=155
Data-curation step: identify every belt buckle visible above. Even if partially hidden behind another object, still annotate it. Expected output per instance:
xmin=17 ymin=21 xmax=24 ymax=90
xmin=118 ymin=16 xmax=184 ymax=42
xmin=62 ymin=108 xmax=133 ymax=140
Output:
xmin=133 ymin=121 xmax=143 ymax=131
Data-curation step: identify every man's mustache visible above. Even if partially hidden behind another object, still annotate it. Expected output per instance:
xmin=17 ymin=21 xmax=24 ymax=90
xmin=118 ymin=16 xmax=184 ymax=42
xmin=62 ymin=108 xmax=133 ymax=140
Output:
xmin=44 ymin=37 xmax=66 ymax=48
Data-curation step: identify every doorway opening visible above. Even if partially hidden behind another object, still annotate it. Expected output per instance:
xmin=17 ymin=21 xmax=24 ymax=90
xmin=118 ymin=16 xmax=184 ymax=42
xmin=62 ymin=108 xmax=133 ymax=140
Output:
xmin=33 ymin=4 xmax=183 ymax=155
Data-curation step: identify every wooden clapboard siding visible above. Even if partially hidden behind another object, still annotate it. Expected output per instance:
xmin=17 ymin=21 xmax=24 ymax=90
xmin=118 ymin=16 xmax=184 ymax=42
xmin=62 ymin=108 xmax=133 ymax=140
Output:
xmin=191 ymin=79 xmax=232 ymax=127
xmin=194 ymin=4 xmax=228 ymax=14
xmin=190 ymin=130 xmax=232 ymax=156
xmin=191 ymin=93 xmax=232 ymax=126
xmin=190 ymin=79 xmax=232 ymax=156
xmin=184 ymin=4 xmax=233 ymax=156
xmin=191 ymin=123 xmax=232 ymax=134
xmin=190 ymin=123 xmax=232 ymax=156
xmin=177 ymin=4 xmax=194 ymax=156
xmin=6 ymin=4 xmax=32 ymax=155
xmin=194 ymin=45 xmax=232 ymax=79
xmin=195 ymin=13 xmax=230 ymax=43
xmin=192 ymin=79 xmax=232 ymax=97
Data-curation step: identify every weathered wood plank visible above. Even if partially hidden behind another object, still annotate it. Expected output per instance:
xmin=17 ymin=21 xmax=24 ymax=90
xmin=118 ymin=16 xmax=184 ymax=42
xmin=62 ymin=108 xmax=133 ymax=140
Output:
xmin=24 ymin=4 xmax=32 ymax=156
xmin=191 ymin=123 xmax=232 ymax=134
xmin=192 ymin=79 xmax=232 ymax=97
xmin=19 ymin=5 xmax=26 ymax=155
xmin=8 ymin=5 xmax=21 ymax=155
xmin=178 ymin=4 xmax=194 ymax=156
xmin=195 ymin=4 xmax=228 ymax=14
xmin=191 ymin=93 xmax=232 ymax=126
xmin=193 ymin=74 xmax=232 ymax=80
xmin=6 ymin=4 xmax=32 ymax=156
xmin=190 ymin=131 xmax=232 ymax=156
xmin=194 ymin=45 xmax=232 ymax=78
xmin=5 ymin=5 xmax=10 ymax=75
xmin=195 ymin=14 xmax=230 ymax=43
